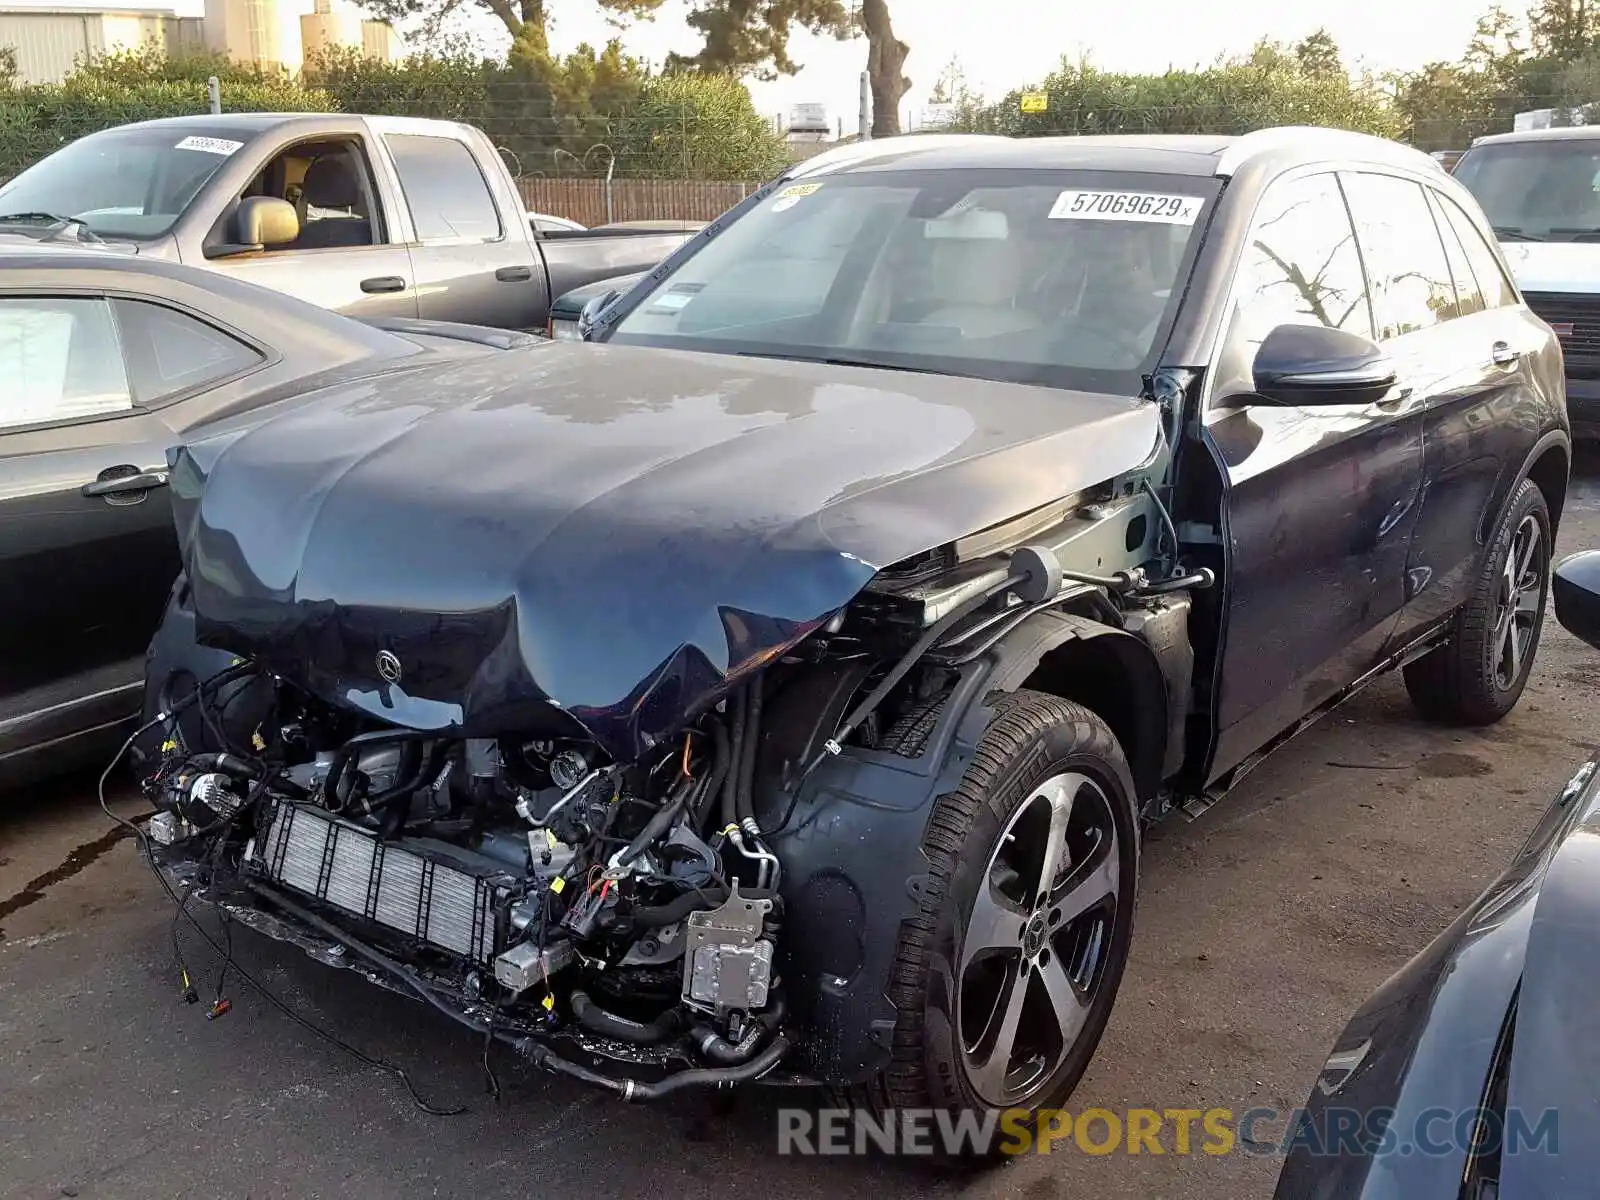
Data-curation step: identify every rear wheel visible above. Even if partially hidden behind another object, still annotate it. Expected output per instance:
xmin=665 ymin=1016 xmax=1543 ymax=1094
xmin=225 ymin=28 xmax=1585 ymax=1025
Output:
xmin=848 ymin=690 xmax=1139 ymax=1154
xmin=1404 ymin=479 xmax=1550 ymax=726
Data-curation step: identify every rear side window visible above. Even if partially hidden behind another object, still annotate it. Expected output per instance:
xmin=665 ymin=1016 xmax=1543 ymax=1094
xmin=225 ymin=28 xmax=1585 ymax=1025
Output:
xmin=1229 ymin=171 xmax=1373 ymax=354
xmin=0 ymin=296 xmax=131 ymax=428
xmin=1435 ymin=192 xmax=1520 ymax=309
xmin=113 ymin=299 xmax=264 ymax=403
xmin=385 ymin=134 xmax=503 ymax=242
xmin=1340 ymin=172 xmax=1458 ymax=339
xmin=1427 ymin=191 xmax=1486 ymax=318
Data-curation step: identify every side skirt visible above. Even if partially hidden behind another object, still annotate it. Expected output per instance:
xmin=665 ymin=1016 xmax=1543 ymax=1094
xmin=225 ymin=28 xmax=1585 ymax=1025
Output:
xmin=1167 ymin=621 xmax=1453 ymax=823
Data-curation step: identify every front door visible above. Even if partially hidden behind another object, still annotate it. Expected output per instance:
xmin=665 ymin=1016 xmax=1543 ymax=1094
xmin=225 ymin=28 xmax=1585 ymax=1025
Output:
xmin=0 ymin=295 xmax=179 ymax=766
xmin=205 ymin=135 xmax=418 ymax=320
xmin=1202 ymin=169 xmax=1427 ymax=784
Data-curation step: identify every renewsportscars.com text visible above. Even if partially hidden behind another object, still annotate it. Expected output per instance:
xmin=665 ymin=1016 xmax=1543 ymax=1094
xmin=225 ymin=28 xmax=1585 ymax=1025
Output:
xmin=776 ymin=1106 xmax=1560 ymax=1158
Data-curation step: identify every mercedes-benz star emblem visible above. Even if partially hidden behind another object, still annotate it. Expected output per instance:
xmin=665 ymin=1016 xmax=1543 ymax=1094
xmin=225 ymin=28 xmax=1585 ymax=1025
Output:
xmin=375 ymin=650 xmax=403 ymax=685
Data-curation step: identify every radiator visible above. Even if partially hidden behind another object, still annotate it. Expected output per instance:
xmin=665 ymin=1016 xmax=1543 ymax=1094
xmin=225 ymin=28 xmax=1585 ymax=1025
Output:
xmin=249 ymin=800 xmax=508 ymax=963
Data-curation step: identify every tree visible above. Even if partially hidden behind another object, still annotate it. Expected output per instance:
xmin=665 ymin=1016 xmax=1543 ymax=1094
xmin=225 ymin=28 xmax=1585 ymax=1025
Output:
xmin=1293 ymin=29 xmax=1343 ymax=78
xmin=860 ymin=0 xmax=909 ymax=136
xmin=668 ymin=0 xmax=854 ymax=80
xmin=354 ymin=0 xmax=667 ymax=51
xmin=1529 ymin=0 xmax=1598 ymax=60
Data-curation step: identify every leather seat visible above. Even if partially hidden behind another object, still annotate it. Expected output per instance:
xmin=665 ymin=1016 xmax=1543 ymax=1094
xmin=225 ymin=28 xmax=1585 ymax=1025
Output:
xmin=289 ymin=156 xmax=372 ymax=250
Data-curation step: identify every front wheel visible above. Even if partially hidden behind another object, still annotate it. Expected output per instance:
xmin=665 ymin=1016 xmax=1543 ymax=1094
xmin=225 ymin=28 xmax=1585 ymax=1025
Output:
xmin=1404 ymin=478 xmax=1551 ymax=726
xmin=848 ymin=690 xmax=1140 ymax=1154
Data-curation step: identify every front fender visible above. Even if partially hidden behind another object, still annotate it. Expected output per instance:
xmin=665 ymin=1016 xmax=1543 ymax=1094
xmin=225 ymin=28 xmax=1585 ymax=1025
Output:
xmin=758 ymin=607 xmax=1165 ymax=1085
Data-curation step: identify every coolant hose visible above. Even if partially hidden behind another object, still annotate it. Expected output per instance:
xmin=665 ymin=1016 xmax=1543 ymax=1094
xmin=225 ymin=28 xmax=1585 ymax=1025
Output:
xmin=569 ymin=990 xmax=683 ymax=1045
xmin=692 ymin=995 xmax=787 ymax=1065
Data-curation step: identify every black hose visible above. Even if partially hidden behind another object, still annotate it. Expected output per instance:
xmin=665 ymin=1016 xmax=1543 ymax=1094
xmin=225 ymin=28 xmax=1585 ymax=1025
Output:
xmin=696 ymin=721 xmax=732 ymax=826
xmin=799 ymin=573 xmax=1024 ymax=783
xmin=618 ymin=1036 xmax=791 ymax=1100
xmin=615 ymin=772 xmax=695 ymax=868
xmin=692 ymin=995 xmax=786 ymax=1065
xmin=720 ymin=686 xmax=746 ymax=830
xmin=323 ymin=729 xmax=435 ymax=812
xmin=736 ymin=678 xmax=763 ymax=830
xmin=569 ymin=990 xmax=683 ymax=1045
xmin=363 ymin=738 xmax=451 ymax=825
xmin=629 ymin=883 xmax=778 ymax=928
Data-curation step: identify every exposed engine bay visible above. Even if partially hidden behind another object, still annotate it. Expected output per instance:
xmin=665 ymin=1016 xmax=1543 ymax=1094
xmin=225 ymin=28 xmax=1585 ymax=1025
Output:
xmin=145 ymin=667 xmax=807 ymax=1097
xmin=138 ymin=467 xmax=1208 ymax=1099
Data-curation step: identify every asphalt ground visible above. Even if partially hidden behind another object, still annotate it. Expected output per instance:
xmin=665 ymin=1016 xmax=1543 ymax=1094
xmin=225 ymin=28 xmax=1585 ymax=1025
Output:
xmin=5 ymin=460 xmax=1600 ymax=1199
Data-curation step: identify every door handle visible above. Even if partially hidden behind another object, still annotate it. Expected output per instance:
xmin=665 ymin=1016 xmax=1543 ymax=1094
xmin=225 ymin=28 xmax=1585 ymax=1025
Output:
xmin=82 ymin=469 xmax=169 ymax=497
xmin=360 ymin=275 xmax=407 ymax=294
xmin=495 ymin=265 xmax=533 ymax=282
xmin=1491 ymin=341 xmax=1520 ymax=366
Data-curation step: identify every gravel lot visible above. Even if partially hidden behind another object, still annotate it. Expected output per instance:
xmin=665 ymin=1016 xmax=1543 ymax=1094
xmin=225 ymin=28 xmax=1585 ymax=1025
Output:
xmin=5 ymin=460 xmax=1600 ymax=1200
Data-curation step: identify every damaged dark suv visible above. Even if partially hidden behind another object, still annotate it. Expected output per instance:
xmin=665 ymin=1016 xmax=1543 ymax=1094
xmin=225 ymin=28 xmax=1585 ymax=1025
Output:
xmin=134 ymin=128 xmax=1569 ymax=1132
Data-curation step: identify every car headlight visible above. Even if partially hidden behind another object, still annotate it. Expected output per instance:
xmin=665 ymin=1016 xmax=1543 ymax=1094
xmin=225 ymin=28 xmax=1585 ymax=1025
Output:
xmin=549 ymin=319 xmax=583 ymax=341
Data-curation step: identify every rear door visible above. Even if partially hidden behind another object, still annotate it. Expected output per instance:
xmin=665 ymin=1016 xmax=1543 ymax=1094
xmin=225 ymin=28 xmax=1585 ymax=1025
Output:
xmin=0 ymin=291 xmax=266 ymax=767
xmin=1387 ymin=185 xmax=1558 ymax=642
xmin=1203 ymin=169 xmax=1427 ymax=783
xmin=379 ymin=131 xmax=549 ymax=330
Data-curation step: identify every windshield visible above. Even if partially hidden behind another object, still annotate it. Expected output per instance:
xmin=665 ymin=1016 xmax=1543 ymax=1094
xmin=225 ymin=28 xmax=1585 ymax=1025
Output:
xmin=605 ymin=168 xmax=1215 ymax=391
xmin=1454 ymin=138 xmax=1600 ymax=242
xmin=0 ymin=125 xmax=248 ymax=241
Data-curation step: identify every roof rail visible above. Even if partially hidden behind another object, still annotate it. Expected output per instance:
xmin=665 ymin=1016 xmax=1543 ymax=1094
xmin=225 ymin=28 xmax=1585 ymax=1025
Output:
xmin=1213 ymin=125 xmax=1442 ymax=178
xmin=781 ymin=133 xmax=1011 ymax=180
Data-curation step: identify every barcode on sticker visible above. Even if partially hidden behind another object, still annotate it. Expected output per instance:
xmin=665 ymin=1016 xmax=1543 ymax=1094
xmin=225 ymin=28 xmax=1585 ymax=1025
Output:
xmin=1049 ymin=190 xmax=1202 ymax=224
xmin=175 ymin=135 xmax=244 ymax=157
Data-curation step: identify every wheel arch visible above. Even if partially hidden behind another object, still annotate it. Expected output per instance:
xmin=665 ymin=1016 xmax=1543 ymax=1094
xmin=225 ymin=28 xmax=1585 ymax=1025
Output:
xmin=1481 ymin=430 xmax=1571 ymax=546
xmin=986 ymin=609 xmax=1171 ymax=805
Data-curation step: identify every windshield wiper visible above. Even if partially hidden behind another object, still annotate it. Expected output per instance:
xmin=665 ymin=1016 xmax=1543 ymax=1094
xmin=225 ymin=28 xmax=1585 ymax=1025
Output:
xmin=1546 ymin=227 xmax=1600 ymax=243
xmin=730 ymin=349 xmax=945 ymax=376
xmin=0 ymin=212 xmax=101 ymax=243
xmin=1492 ymin=225 xmax=1545 ymax=242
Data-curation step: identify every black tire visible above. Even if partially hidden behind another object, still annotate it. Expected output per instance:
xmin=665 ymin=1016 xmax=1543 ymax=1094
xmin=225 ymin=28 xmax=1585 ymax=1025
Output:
xmin=844 ymin=689 xmax=1140 ymax=1156
xmin=1404 ymin=478 xmax=1551 ymax=726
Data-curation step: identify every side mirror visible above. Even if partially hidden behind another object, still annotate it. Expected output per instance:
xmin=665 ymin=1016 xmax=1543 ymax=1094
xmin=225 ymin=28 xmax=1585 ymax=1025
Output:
xmin=577 ymin=289 xmax=620 ymax=335
xmin=238 ymin=196 xmax=299 ymax=248
xmin=1554 ymin=551 xmax=1600 ymax=651
xmin=209 ymin=197 xmax=300 ymax=258
xmin=1251 ymin=323 xmax=1398 ymax=407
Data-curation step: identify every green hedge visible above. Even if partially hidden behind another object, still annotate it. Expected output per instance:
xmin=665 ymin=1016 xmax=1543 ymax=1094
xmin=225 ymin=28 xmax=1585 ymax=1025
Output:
xmin=0 ymin=45 xmax=789 ymax=182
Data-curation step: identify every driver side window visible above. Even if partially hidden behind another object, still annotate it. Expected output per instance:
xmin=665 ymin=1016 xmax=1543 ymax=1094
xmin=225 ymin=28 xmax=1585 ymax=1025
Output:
xmin=1214 ymin=171 xmax=1374 ymax=400
xmin=236 ymin=137 xmax=383 ymax=252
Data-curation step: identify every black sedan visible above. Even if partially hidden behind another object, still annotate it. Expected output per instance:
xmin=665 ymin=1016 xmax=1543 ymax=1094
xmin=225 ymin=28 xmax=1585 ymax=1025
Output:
xmin=0 ymin=245 xmax=537 ymax=789
xmin=1275 ymin=550 xmax=1600 ymax=1198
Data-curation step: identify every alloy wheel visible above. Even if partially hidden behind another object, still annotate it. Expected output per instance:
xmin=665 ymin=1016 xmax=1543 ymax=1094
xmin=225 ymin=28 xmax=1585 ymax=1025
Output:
xmin=1493 ymin=513 xmax=1546 ymax=690
xmin=958 ymin=771 xmax=1121 ymax=1108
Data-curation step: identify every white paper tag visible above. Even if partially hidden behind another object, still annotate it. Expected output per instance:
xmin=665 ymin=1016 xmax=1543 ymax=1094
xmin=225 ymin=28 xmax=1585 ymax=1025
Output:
xmin=1048 ymin=190 xmax=1203 ymax=224
xmin=652 ymin=291 xmax=693 ymax=310
xmin=174 ymin=135 xmax=244 ymax=157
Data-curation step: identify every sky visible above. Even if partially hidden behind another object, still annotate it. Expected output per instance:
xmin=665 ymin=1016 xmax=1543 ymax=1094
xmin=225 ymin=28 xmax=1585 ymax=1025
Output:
xmin=543 ymin=0 xmax=1490 ymax=129
xmin=11 ymin=0 xmax=1490 ymax=127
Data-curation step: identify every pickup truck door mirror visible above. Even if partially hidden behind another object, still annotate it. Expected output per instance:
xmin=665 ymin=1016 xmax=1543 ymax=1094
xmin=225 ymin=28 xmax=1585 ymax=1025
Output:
xmin=210 ymin=197 xmax=300 ymax=258
xmin=1250 ymin=323 xmax=1399 ymax=407
xmin=1555 ymin=551 xmax=1600 ymax=651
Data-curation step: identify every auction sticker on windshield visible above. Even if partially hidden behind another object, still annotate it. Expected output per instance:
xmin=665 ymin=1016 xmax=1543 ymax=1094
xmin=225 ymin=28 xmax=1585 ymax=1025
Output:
xmin=174 ymin=135 xmax=245 ymax=157
xmin=772 ymin=182 xmax=823 ymax=212
xmin=1049 ymin=190 xmax=1202 ymax=224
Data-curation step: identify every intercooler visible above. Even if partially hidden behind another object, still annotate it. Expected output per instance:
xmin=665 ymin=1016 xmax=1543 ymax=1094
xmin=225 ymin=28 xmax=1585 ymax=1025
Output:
xmin=248 ymin=800 xmax=511 ymax=963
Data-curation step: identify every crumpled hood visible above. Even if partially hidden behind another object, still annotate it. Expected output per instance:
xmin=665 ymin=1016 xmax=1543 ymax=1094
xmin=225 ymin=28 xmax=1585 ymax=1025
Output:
xmin=174 ymin=340 xmax=1158 ymax=760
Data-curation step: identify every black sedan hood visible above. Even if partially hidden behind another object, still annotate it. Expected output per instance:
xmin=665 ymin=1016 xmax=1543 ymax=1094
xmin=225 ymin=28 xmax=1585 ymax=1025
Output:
xmin=172 ymin=340 xmax=1158 ymax=760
